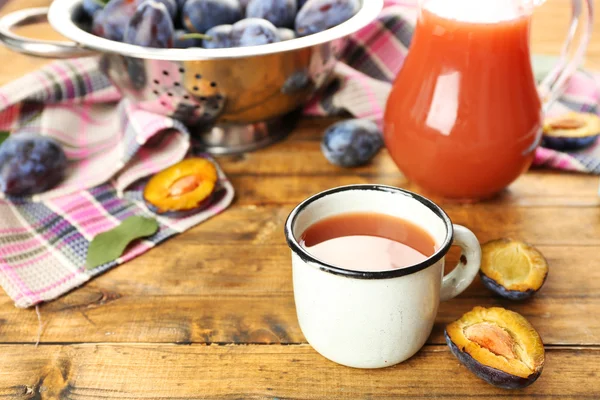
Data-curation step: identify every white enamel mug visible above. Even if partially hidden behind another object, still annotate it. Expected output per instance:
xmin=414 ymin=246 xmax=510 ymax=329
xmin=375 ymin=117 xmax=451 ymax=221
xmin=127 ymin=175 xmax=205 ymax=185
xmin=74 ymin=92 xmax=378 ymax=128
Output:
xmin=284 ymin=185 xmax=481 ymax=369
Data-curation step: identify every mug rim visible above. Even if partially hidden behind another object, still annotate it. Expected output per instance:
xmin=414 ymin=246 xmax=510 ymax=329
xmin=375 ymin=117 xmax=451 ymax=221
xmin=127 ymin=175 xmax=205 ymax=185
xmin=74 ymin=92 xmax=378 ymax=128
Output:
xmin=284 ymin=184 xmax=454 ymax=280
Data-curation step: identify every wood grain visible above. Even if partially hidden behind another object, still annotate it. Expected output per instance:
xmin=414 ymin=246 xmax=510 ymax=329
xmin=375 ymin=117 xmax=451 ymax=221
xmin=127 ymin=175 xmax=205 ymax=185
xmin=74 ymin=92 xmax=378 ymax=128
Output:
xmin=0 ymin=245 xmax=597 ymax=345
xmin=1 ymin=0 xmax=600 ymax=398
xmin=1 ymin=344 xmax=599 ymax=399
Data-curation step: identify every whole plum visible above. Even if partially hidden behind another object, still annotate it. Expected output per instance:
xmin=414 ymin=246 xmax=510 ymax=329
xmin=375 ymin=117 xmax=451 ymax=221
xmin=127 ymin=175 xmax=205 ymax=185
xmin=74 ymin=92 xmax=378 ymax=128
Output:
xmin=230 ymin=18 xmax=280 ymax=47
xmin=246 ymin=0 xmax=297 ymax=28
xmin=295 ymin=0 xmax=360 ymax=37
xmin=321 ymin=119 xmax=383 ymax=167
xmin=183 ymin=0 xmax=242 ymax=33
xmin=83 ymin=0 xmax=107 ymax=18
xmin=124 ymin=1 xmax=175 ymax=48
xmin=0 ymin=134 xmax=68 ymax=197
xmin=203 ymin=24 xmax=234 ymax=48
xmin=149 ymin=0 xmax=178 ymax=19
xmin=277 ymin=27 xmax=296 ymax=40
xmin=94 ymin=0 xmax=139 ymax=41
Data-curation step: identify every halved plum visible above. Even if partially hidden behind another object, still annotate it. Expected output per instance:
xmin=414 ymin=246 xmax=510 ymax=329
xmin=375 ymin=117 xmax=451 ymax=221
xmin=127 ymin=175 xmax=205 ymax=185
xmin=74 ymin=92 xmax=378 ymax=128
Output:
xmin=542 ymin=112 xmax=600 ymax=151
xmin=445 ymin=306 xmax=545 ymax=389
xmin=480 ymin=239 xmax=548 ymax=300
xmin=143 ymin=158 xmax=219 ymax=217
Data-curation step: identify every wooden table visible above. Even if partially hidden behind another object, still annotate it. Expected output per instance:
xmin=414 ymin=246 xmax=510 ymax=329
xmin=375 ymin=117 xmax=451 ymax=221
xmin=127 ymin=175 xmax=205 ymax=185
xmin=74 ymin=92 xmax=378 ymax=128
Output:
xmin=1 ymin=1 xmax=599 ymax=398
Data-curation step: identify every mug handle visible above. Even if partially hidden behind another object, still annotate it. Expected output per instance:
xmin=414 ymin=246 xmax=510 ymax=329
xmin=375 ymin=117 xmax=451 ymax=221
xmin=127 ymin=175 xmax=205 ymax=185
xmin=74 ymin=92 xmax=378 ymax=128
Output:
xmin=440 ymin=225 xmax=481 ymax=302
xmin=537 ymin=0 xmax=594 ymax=111
xmin=0 ymin=8 xmax=95 ymax=58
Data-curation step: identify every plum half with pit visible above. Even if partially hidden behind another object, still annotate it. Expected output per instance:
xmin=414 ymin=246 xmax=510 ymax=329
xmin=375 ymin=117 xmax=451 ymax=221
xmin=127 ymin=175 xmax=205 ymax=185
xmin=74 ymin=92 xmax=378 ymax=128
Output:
xmin=0 ymin=134 xmax=68 ymax=197
xmin=445 ymin=307 xmax=545 ymax=389
xmin=541 ymin=112 xmax=600 ymax=151
xmin=143 ymin=158 xmax=220 ymax=217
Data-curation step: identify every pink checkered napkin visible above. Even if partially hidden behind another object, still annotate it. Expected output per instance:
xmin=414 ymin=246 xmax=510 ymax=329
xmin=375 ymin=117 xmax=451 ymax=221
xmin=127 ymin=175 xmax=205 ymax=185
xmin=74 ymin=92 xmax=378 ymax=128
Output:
xmin=307 ymin=0 xmax=600 ymax=173
xmin=0 ymin=57 xmax=234 ymax=308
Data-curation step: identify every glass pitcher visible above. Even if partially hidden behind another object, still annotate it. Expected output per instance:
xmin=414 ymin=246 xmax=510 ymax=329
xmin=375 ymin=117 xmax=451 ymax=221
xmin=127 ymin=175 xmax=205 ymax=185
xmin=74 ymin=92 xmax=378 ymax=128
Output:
xmin=383 ymin=0 xmax=593 ymax=201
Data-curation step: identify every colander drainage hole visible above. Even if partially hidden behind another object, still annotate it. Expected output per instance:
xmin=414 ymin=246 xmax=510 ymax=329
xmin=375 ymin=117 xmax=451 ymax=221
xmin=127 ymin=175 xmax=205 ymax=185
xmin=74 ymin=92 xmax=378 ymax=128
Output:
xmin=183 ymin=95 xmax=190 ymax=100
xmin=153 ymin=79 xmax=160 ymax=85
xmin=153 ymin=90 xmax=159 ymax=95
xmin=199 ymin=96 xmax=207 ymax=101
xmin=193 ymin=86 xmax=199 ymax=91
xmin=195 ymin=74 xmax=201 ymax=79
xmin=163 ymin=70 xmax=169 ymax=76
xmin=179 ymin=68 xmax=185 ymax=73
xmin=174 ymin=82 xmax=180 ymax=87
xmin=167 ymin=93 xmax=173 ymax=97
xmin=210 ymin=82 xmax=217 ymax=87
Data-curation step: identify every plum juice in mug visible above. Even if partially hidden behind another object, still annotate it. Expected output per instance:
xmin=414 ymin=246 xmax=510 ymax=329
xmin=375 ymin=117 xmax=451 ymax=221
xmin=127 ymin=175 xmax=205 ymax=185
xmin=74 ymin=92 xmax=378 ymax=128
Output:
xmin=300 ymin=212 xmax=437 ymax=271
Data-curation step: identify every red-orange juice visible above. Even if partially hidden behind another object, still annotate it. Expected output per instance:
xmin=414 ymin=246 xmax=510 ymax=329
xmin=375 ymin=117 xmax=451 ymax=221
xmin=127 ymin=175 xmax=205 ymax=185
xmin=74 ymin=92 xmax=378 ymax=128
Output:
xmin=384 ymin=0 xmax=542 ymax=201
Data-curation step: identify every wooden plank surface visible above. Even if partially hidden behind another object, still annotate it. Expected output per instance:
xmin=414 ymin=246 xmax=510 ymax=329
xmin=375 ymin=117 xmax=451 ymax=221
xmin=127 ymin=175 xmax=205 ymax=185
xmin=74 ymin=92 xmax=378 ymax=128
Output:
xmin=1 ymin=344 xmax=599 ymax=399
xmin=0 ymin=242 xmax=598 ymax=346
xmin=1 ymin=0 xmax=600 ymax=398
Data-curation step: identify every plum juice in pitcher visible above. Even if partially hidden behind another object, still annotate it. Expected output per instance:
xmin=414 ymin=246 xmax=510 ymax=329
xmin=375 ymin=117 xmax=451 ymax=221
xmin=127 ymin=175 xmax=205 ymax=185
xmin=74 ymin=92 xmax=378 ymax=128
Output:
xmin=384 ymin=0 xmax=544 ymax=201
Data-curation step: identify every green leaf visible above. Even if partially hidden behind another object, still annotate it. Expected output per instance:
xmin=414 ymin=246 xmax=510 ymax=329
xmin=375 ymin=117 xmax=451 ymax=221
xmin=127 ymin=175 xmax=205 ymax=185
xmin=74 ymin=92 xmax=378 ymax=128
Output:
xmin=86 ymin=216 xmax=159 ymax=270
xmin=0 ymin=131 xmax=9 ymax=146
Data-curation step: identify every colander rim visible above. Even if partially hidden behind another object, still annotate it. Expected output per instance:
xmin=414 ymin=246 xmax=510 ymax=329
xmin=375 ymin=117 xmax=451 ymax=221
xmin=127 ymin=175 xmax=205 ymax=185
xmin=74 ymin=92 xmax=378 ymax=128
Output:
xmin=48 ymin=0 xmax=384 ymax=61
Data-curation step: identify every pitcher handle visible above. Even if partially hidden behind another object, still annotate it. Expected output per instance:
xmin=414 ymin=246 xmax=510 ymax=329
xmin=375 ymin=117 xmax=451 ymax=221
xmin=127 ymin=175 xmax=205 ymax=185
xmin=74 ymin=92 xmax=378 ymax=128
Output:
xmin=0 ymin=7 xmax=95 ymax=58
xmin=537 ymin=0 xmax=594 ymax=111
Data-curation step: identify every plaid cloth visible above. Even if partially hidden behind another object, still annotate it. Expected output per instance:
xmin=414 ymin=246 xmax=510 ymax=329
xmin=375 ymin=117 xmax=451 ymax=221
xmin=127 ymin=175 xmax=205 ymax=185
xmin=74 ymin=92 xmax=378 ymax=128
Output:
xmin=0 ymin=58 xmax=234 ymax=308
xmin=306 ymin=0 xmax=600 ymax=173
xmin=1 ymin=0 xmax=599 ymax=307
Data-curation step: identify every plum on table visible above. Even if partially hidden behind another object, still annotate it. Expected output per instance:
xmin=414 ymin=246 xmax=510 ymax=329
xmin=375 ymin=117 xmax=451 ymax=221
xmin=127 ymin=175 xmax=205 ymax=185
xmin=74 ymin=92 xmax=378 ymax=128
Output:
xmin=479 ymin=239 xmax=549 ymax=301
xmin=0 ymin=134 xmax=68 ymax=197
xmin=321 ymin=119 xmax=383 ymax=167
xmin=446 ymin=307 xmax=545 ymax=389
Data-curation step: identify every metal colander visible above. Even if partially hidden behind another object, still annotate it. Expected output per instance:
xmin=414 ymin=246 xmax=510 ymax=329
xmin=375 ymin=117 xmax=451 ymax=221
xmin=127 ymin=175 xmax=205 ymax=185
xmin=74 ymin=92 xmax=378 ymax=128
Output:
xmin=0 ymin=0 xmax=382 ymax=154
